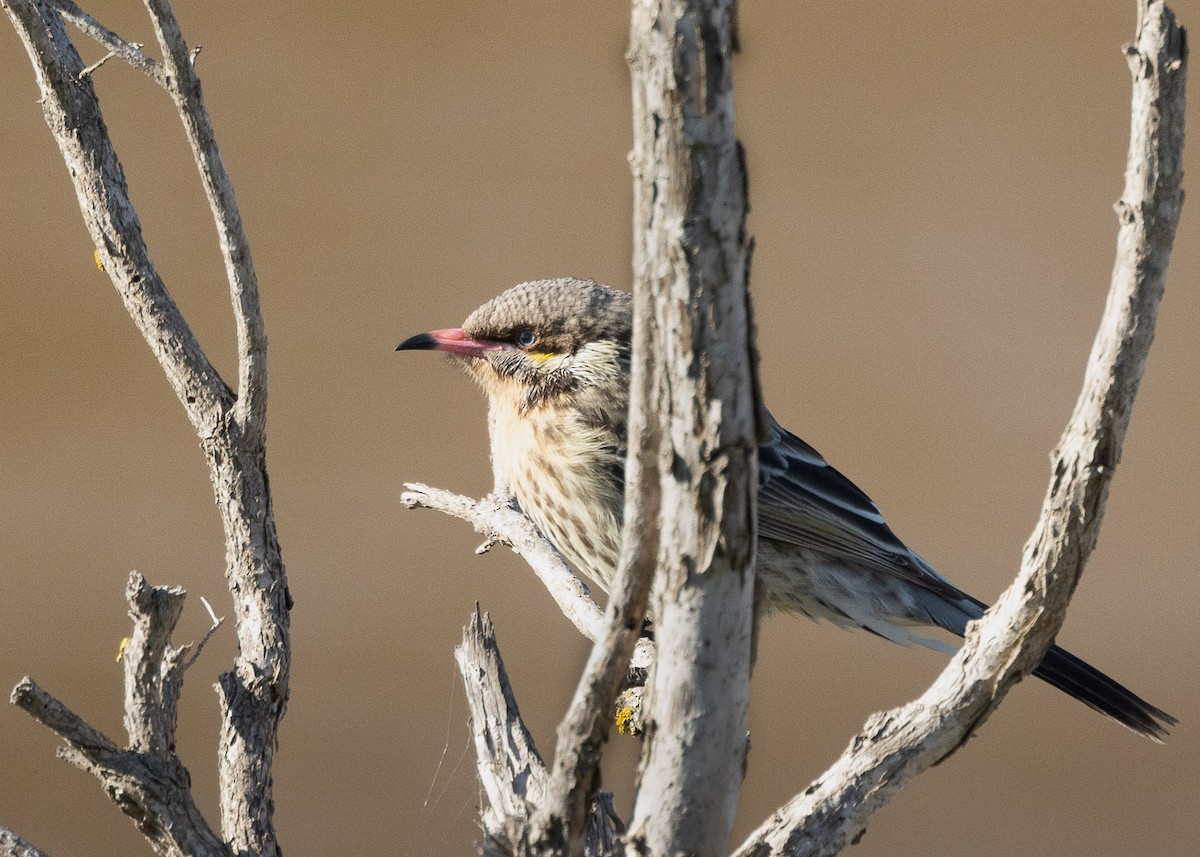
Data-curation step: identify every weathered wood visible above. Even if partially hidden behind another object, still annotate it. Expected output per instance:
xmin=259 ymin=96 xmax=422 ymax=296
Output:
xmin=403 ymin=486 xmax=610 ymax=643
xmin=0 ymin=826 xmax=53 ymax=857
xmin=10 ymin=669 xmax=229 ymax=857
xmin=2 ymin=1 xmax=289 ymax=854
xmin=454 ymin=609 xmax=625 ymax=856
xmin=623 ymin=1 xmax=759 ymax=855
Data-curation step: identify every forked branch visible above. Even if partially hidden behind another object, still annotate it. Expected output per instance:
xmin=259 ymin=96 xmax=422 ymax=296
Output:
xmin=2 ymin=1 xmax=288 ymax=855
xmin=6 ymin=574 xmax=230 ymax=857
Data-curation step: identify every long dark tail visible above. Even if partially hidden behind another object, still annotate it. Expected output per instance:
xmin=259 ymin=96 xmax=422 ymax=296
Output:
xmin=1032 ymin=644 xmax=1176 ymax=742
xmin=936 ymin=593 xmax=1176 ymax=741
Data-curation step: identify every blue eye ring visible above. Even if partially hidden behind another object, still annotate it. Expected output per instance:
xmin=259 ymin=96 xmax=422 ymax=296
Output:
xmin=515 ymin=329 xmax=538 ymax=348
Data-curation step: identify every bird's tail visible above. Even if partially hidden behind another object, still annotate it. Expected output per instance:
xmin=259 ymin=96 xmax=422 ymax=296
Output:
xmin=941 ymin=592 xmax=1176 ymax=741
xmin=1031 ymin=643 xmax=1176 ymax=742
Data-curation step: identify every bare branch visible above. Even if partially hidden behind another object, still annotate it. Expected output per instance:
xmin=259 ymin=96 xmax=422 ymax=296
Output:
xmin=79 ymin=44 xmax=130 ymax=78
xmin=122 ymin=571 xmax=187 ymax=753
xmin=400 ymin=484 xmax=659 ymax=763
xmin=9 ymin=572 xmax=230 ymax=856
xmin=403 ymin=485 xmax=608 ymax=643
xmin=456 ymin=608 xmax=549 ymax=844
xmin=181 ymin=597 xmax=225 ymax=671
xmin=733 ymin=3 xmax=1186 ymax=854
xmin=2 ymin=0 xmax=234 ymax=433
xmin=456 ymin=609 xmax=627 ymax=856
xmin=531 ymin=273 xmax=664 ymax=851
xmin=3 ymin=3 xmax=290 ymax=853
xmin=143 ymin=0 xmax=268 ymax=440
xmin=44 ymin=0 xmax=165 ymax=85
xmin=10 ymin=678 xmax=229 ymax=857
xmin=622 ymin=2 xmax=759 ymax=855
xmin=0 ymin=826 xmax=52 ymax=857
xmin=11 ymin=678 xmax=122 ymax=763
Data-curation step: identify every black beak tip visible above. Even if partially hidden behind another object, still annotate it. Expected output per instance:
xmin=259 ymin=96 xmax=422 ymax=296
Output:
xmin=395 ymin=332 xmax=436 ymax=352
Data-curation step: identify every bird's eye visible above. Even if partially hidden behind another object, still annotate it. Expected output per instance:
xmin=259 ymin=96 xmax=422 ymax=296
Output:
xmin=515 ymin=329 xmax=538 ymax=348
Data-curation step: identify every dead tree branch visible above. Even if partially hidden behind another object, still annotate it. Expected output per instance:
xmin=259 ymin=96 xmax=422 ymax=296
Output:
xmin=733 ymin=2 xmax=1186 ymax=854
xmin=2 ymin=1 xmax=288 ymax=854
xmin=402 ymin=485 xmax=608 ymax=643
xmin=5 ymin=573 xmax=232 ymax=857
xmin=403 ymin=2 xmax=1182 ymax=855
xmin=455 ymin=609 xmax=624 ymax=856
xmin=45 ymin=0 xmax=165 ymax=85
xmin=0 ymin=827 xmax=52 ymax=857
xmin=530 ymin=265 xmax=666 ymax=852
xmin=456 ymin=609 xmax=550 ymax=844
xmin=622 ymin=2 xmax=759 ymax=855
xmin=401 ymin=482 xmax=658 ymax=830
xmin=142 ymin=0 xmax=269 ymax=439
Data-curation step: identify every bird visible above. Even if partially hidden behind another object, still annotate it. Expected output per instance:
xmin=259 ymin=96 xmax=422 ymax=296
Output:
xmin=396 ymin=277 xmax=1176 ymax=741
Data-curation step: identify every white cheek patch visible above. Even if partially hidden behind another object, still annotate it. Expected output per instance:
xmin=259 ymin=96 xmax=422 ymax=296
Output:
xmin=569 ymin=340 xmax=623 ymax=386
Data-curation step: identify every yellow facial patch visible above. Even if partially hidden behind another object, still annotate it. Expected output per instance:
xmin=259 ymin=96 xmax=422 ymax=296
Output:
xmin=527 ymin=351 xmax=556 ymax=364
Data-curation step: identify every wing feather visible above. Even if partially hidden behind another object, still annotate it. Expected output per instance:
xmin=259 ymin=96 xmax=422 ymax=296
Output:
xmin=757 ymin=414 xmax=968 ymax=606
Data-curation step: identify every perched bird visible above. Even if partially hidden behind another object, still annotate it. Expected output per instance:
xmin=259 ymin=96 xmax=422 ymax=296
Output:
xmin=397 ymin=277 xmax=1175 ymax=740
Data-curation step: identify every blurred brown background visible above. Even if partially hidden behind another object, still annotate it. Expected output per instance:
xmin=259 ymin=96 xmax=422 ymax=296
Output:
xmin=1 ymin=1 xmax=1196 ymax=854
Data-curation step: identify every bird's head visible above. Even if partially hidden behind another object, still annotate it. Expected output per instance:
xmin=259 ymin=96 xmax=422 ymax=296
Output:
xmin=396 ymin=278 xmax=632 ymax=410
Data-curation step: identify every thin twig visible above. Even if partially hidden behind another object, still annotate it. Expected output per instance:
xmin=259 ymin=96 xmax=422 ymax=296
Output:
xmin=200 ymin=594 xmax=220 ymax=625
xmin=144 ymin=0 xmax=268 ymax=442
xmin=79 ymin=46 xmax=118 ymax=78
xmin=3 ymin=0 xmax=233 ymax=433
xmin=182 ymin=596 xmax=224 ymax=670
xmin=44 ymin=0 xmax=165 ymax=86
xmin=402 ymin=484 xmax=609 ymax=642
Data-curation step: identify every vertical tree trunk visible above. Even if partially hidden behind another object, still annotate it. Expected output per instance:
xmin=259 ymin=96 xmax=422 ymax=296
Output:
xmin=625 ymin=1 xmax=759 ymax=854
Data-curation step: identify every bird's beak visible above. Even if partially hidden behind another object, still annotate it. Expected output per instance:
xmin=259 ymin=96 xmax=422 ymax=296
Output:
xmin=395 ymin=327 xmax=507 ymax=359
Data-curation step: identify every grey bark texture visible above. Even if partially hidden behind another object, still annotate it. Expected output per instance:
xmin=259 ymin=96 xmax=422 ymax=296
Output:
xmin=0 ymin=830 xmax=50 ymax=857
xmin=623 ymin=1 xmax=759 ymax=855
xmin=456 ymin=610 xmax=625 ymax=857
xmin=6 ymin=574 xmax=230 ymax=857
xmin=1 ymin=1 xmax=288 ymax=855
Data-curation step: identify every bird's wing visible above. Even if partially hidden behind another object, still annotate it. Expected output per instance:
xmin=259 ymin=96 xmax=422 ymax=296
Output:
xmin=756 ymin=415 xmax=969 ymax=605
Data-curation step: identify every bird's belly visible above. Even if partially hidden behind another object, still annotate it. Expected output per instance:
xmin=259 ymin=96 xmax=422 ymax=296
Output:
xmin=756 ymin=539 xmax=958 ymax=653
xmin=491 ymin=407 xmax=624 ymax=594
xmin=509 ymin=462 xmax=623 ymax=594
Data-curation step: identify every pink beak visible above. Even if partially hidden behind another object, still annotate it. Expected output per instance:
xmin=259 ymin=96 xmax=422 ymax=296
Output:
xmin=395 ymin=327 xmax=508 ymax=359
